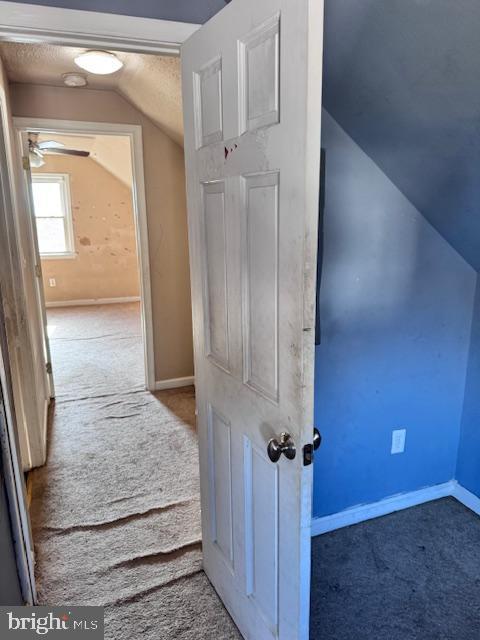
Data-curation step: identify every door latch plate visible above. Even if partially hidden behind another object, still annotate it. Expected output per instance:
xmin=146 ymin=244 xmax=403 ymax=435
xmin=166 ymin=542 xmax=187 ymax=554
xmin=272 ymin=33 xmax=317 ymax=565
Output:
xmin=303 ymin=443 xmax=314 ymax=466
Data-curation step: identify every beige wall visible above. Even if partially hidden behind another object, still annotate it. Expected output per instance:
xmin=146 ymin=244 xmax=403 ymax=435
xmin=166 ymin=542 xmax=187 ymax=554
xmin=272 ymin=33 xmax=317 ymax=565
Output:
xmin=11 ymin=83 xmax=193 ymax=382
xmin=34 ymin=154 xmax=140 ymax=303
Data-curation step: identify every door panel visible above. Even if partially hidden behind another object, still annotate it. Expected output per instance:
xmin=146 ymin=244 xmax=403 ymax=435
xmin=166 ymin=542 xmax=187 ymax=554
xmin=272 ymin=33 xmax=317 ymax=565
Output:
xmin=207 ymin=403 xmax=234 ymax=567
xmin=242 ymin=171 xmax=279 ymax=401
xmin=238 ymin=14 xmax=280 ymax=133
xmin=194 ymin=57 xmax=223 ymax=148
xmin=244 ymin=437 xmax=279 ymax=628
xmin=202 ymin=180 xmax=229 ymax=371
xmin=182 ymin=1 xmax=323 ymax=638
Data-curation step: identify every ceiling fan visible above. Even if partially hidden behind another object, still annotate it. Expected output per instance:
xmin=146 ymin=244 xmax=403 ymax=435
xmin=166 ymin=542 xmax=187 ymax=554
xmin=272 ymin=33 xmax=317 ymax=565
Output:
xmin=28 ymin=134 xmax=90 ymax=168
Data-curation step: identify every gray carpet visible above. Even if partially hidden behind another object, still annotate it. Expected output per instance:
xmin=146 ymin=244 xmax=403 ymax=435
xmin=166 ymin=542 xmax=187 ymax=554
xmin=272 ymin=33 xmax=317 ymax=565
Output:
xmin=310 ymin=497 xmax=480 ymax=640
xmin=31 ymin=303 xmax=240 ymax=639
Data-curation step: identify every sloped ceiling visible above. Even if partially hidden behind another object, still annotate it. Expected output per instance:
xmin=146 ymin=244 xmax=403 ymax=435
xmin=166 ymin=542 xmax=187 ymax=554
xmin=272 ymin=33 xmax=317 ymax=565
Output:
xmin=0 ymin=42 xmax=184 ymax=145
xmin=6 ymin=3 xmax=479 ymax=269
xmin=323 ymin=0 xmax=480 ymax=271
xmin=36 ymin=133 xmax=133 ymax=187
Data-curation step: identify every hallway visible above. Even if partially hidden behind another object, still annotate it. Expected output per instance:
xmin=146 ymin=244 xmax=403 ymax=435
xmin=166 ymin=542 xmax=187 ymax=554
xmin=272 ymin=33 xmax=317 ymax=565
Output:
xmin=29 ymin=303 xmax=239 ymax=638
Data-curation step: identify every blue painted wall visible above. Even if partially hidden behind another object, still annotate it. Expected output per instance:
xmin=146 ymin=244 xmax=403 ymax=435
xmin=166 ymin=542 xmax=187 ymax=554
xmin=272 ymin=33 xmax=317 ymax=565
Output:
xmin=313 ymin=111 xmax=476 ymax=518
xmin=323 ymin=0 xmax=480 ymax=271
xmin=2 ymin=0 xmax=224 ymax=23
xmin=456 ymin=280 xmax=480 ymax=494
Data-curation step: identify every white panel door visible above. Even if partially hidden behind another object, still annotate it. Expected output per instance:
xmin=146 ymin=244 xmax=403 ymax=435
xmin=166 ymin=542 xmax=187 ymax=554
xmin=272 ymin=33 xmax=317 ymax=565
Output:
xmin=182 ymin=1 xmax=323 ymax=638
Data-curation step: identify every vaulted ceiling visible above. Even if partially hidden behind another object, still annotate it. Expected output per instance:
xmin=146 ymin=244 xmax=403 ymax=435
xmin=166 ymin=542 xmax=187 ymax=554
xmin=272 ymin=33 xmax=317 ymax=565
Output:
xmin=0 ymin=42 xmax=184 ymax=145
xmin=36 ymin=133 xmax=133 ymax=187
xmin=323 ymin=0 xmax=480 ymax=271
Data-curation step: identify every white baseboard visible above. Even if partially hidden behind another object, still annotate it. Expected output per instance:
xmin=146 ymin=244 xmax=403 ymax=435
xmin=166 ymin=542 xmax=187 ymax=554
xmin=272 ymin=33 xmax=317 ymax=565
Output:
xmin=451 ymin=481 xmax=480 ymax=516
xmin=154 ymin=376 xmax=195 ymax=391
xmin=45 ymin=296 xmax=140 ymax=308
xmin=311 ymin=480 xmax=456 ymax=536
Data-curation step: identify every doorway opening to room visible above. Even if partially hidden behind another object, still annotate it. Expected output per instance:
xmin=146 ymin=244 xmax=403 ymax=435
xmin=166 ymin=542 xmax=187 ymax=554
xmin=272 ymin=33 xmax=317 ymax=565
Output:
xmin=15 ymin=122 xmax=154 ymax=399
xmin=1 ymin=36 xmax=200 ymax=630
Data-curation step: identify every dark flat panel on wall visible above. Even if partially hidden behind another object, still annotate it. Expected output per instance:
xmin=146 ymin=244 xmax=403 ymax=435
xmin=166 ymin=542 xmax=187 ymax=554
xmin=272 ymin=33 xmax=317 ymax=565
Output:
xmin=315 ymin=149 xmax=326 ymax=346
xmin=2 ymin=0 xmax=226 ymax=23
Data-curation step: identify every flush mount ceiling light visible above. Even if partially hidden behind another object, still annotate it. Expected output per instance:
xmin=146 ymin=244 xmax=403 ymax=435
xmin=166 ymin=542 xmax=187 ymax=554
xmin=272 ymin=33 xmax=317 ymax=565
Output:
xmin=74 ymin=50 xmax=123 ymax=75
xmin=62 ymin=72 xmax=88 ymax=87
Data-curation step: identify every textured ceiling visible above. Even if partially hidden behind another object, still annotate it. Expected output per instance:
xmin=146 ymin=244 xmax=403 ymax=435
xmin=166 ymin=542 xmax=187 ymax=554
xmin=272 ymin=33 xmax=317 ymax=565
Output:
xmin=323 ymin=0 xmax=480 ymax=271
xmin=36 ymin=132 xmax=133 ymax=187
xmin=0 ymin=41 xmax=184 ymax=145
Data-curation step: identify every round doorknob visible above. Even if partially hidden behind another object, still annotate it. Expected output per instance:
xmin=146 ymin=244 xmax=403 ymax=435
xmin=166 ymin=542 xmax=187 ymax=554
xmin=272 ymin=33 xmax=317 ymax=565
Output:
xmin=267 ymin=432 xmax=296 ymax=463
xmin=313 ymin=428 xmax=322 ymax=451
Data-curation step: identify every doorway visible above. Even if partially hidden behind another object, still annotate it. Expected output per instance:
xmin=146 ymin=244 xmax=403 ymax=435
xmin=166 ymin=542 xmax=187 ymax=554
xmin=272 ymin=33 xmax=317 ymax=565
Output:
xmin=0 ymin=37 xmax=209 ymax=636
xmin=14 ymin=121 xmax=155 ymax=397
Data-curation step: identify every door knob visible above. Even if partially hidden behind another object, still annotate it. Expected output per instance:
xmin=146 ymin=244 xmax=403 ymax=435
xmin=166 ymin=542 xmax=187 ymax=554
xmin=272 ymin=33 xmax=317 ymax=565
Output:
xmin=313 ymin=428 xmax=322 ymax=451
xmin=267 ymin=432 xmax=296 ymax=463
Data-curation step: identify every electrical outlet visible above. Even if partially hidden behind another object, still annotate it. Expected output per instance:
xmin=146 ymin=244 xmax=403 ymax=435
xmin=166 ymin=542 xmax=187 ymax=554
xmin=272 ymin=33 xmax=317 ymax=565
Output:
xmin=391 ymin=429 xmax=406 ymax=454
xmin=49 ymin=278 xmax=56 ymax=287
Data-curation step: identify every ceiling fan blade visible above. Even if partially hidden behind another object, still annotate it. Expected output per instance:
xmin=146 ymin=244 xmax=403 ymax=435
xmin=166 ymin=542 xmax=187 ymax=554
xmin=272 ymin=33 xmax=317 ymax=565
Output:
xmin=44 ymin=148 xmax=90 ymax=157
xmin=38 ymin=141 xmax=66 ymax=150
xmin=30 ymin=147 xmax=44 ymax=158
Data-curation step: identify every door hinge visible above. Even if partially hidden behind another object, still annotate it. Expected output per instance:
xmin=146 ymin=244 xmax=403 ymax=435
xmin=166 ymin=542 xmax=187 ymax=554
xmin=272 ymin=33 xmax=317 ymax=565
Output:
xmin=46 ymin=362 xmax=52 ymax=375
xmin=34 ymin=264 xmax=42 ymax=278
xmin=22 ymin=155 xmax=30 ymax=170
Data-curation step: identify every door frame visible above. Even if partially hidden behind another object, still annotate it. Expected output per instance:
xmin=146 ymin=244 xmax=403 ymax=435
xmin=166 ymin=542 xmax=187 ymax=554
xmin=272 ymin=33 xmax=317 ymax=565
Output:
xmin=0 ymin=1 xmax=197 ymax=54
xmin=14 ymin=118 xmax=157 ymax=396
xmin=0 ymin=0 xmax=199 ymax=603
xmin=0 ymin=106 xmax=36 ymax=604
xmin=0 ymin=311 xmax=36 ymax=605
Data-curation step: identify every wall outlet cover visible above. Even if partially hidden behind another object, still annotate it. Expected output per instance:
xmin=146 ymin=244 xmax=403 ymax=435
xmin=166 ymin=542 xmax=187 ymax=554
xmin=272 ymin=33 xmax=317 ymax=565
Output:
xmin=49 ymin=278 xmax=56 ymax=287
xmin=391 ymin=428 xmax=406 ymax=454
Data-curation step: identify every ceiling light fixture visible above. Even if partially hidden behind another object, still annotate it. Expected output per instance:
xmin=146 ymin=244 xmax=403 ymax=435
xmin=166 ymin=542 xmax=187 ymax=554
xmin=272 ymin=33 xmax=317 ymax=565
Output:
xmin=74 ymin=50 xmax=123 ymax=75
xmin=62 ymin=72 xmax=88 ymax=87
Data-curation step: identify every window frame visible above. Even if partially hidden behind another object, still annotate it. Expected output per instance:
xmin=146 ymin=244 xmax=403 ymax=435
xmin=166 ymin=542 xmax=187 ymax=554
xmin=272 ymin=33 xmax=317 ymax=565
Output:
xmin=31 ymin=172 xmax=76 ymax=260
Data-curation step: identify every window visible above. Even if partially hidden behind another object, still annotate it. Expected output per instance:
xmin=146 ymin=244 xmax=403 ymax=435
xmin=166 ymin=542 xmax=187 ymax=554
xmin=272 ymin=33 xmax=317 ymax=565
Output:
xmin=31 ymin=173 xmax=75 ymax=258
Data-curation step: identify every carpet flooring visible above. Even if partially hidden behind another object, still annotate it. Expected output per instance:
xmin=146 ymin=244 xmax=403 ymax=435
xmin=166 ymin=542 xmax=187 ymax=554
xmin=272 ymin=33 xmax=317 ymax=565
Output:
xmin=310 ymin=497 xmax=480 ymax=640
xmin=30 ymin=303 xmax=240 ymax=639
xmin=32 ymin=305 xmax=477 ymax=639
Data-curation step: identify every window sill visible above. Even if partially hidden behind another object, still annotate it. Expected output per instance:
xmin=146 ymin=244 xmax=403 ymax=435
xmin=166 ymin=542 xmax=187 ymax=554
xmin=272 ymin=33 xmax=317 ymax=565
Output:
xmin=40 ymin=253 xmax=77 ymax=260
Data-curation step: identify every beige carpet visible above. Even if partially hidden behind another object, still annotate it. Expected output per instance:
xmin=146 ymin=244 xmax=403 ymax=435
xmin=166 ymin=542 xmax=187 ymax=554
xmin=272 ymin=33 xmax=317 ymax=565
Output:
xmin=30 ymin=303 xmax=240 ymax=639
